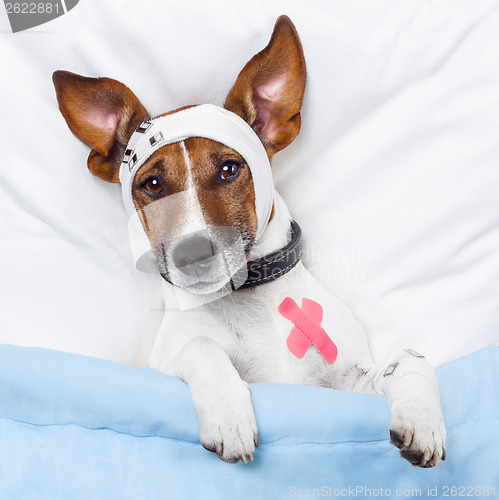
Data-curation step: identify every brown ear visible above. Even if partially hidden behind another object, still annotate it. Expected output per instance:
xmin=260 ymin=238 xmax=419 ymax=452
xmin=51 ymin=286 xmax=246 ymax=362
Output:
xmin=52 ymin=71 xmax=149 ymax=183
xmin=224 ymin=16 xmax=306 ymax=158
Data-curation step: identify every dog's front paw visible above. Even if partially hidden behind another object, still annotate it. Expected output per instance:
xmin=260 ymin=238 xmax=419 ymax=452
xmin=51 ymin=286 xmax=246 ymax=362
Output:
xmin=389 ymin=400 xmax=446 ymax=468
xmin=196 ymin=381 xmax=258 ymax=464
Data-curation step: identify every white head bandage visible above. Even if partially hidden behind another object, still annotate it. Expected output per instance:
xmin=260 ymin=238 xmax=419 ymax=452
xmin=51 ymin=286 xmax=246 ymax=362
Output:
xmin=119 ymin=104 xmax=274 ymax=243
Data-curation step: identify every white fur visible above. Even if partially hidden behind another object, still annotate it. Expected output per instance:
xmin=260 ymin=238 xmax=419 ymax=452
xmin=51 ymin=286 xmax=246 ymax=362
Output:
xmin=150 ymin=191 xmax=446 ymax=466
xmin=161 ymin=141 xmax=224 ymax=293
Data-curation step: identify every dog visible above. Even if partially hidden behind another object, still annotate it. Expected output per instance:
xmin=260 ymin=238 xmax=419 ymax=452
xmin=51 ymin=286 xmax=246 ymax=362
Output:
xmin=53 ymin=15 xmax=446 ymax=467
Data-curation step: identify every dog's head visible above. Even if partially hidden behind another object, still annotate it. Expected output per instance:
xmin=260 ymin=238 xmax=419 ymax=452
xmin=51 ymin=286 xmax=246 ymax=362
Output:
xmin=53 ymin=16 xmax=306 ymax=294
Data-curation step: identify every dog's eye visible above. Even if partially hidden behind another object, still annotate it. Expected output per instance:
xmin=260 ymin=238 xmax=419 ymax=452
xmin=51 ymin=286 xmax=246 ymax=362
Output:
xmin=219 ymin=161 xmax=242 ymax=181
xmin=141 ymin=176 xmax=164 ymax=196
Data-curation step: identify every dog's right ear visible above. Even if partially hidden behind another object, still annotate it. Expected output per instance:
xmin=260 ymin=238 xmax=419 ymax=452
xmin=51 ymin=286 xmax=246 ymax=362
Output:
xmin=52 ymin=71 xmax=149 ymax=183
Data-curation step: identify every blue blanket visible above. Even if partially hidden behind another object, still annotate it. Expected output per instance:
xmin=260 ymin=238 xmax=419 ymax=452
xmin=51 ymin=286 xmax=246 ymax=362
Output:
xmin=0 ymin=345 xmax=497 ymax=499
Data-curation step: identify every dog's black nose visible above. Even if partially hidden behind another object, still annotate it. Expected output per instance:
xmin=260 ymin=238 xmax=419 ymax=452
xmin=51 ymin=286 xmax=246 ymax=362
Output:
xmin=172 ymin=232 xmax=217 ymax=273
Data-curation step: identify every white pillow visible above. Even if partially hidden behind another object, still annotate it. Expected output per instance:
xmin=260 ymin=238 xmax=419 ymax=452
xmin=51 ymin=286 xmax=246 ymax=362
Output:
xmin=0 ymin=0 xmax=497 ymax=368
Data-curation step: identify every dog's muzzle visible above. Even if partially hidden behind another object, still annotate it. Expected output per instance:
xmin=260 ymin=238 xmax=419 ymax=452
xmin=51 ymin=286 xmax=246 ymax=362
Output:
xmin=171 ymin=231 xmax=217 ymax=276
xmin=128 ymin=189 xmax=250 ymax=297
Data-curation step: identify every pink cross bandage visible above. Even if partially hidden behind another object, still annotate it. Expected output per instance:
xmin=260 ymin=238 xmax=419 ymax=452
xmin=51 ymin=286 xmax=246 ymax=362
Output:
xmin=278 ymin=297 xmax=338 ymax=364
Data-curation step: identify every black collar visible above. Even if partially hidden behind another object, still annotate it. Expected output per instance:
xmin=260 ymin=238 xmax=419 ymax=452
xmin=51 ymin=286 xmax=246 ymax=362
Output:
xmin=160 ymin=221 xmax=302 ymax=291
xmin=236 ymin=220 xmax=302 ymax=290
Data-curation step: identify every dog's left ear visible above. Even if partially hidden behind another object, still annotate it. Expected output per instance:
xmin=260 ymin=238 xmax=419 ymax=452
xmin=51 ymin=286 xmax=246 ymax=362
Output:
xmin=224 ymin=15 xmax=306 ymax=158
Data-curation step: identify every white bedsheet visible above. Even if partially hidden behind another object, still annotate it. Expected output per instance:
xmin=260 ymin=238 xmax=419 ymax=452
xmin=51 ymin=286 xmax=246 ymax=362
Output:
xmin=1 ymin=0 xmax=498 ymax=367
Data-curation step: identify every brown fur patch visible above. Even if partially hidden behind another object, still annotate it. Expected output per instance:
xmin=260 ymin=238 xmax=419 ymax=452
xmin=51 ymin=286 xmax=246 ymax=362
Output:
xmin=132 ymin=137 xmax=258 ymax=252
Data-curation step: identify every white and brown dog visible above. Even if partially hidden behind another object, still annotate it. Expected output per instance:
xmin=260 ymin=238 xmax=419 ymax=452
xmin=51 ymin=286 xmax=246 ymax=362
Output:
xmin=53 ymin=16 xmax=446 ymax=467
